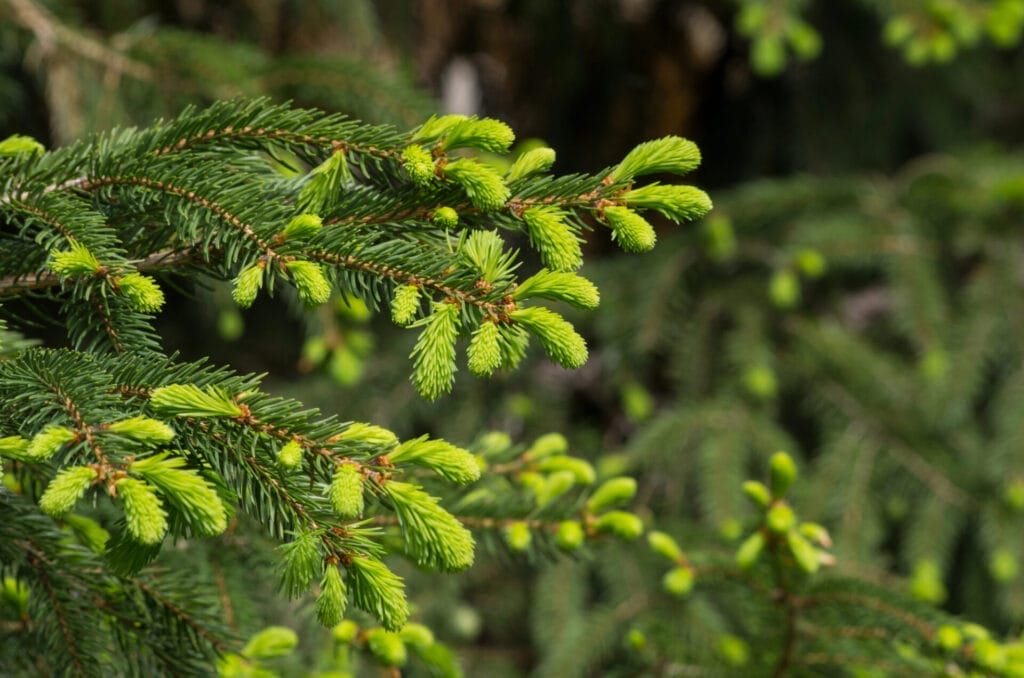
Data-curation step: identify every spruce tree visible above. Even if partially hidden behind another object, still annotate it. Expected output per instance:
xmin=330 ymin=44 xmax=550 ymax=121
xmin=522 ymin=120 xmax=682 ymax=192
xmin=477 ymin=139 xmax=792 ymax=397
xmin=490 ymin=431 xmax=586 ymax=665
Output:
xmin=0 ymin=98 xmax=711 ymax=675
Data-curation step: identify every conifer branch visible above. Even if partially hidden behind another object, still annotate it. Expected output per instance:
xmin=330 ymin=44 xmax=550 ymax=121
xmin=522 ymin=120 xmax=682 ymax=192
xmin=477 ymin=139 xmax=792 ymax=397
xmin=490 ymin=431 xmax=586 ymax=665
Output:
xmin=25 ymin=551 xmax=86 ymax=678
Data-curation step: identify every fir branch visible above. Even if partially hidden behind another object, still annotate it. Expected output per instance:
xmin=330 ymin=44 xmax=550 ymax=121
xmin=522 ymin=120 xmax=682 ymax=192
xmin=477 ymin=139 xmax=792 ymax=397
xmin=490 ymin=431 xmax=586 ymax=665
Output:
xmin=25 ymin=551 xmax=86 ymax=678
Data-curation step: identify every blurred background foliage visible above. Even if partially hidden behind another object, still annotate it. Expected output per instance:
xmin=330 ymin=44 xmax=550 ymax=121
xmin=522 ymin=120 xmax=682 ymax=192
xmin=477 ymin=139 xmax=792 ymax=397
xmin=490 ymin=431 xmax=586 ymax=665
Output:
xmin=4 ymin=0 xmax=1024 ymax=675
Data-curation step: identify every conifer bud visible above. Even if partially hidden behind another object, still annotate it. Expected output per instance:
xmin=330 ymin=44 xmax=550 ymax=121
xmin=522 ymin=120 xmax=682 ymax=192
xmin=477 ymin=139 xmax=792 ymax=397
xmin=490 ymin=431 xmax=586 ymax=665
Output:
xmin=117 ymin=273 xmax=165 ymax=312
xmin=242 ymin=626 xmax=298 ymax=659
xmin=594 ymin=511 xmax=644 ymax=541
xmin=662 ymin=566 xmax=695 ymax=597
xmin=935 ymin=625 xmax=962 ymax=652
xmin=443 ymin=158 xmax=510 ymax=212
xmin=766 ymin=503 xmax=795 ymax=534
xmin=346 ymin=556 xmax=409 ymax=631
xmin=736 ymin=531 xmax=766 ymax=569
xmin=769 ymin=270 xmax=800 ymax=309
xmin=106 ymin=416 xmax=175 ymax=444
xmin=609 ymin=136 xmax=702 ymax=183
xmin=365 ymin=629 xmax=408 ymax=667
xmin=535 ymin=470 xmax=576 ymax=508
xmin=504 ymin=521 xmax=532 ymax=551
xmin=26 ymin=425 xmax=76 ymax=460
xmin=329 ymin=464 xmax=364 ymax=518
xmin=130 ymin=453 xmax=228 ymax=536
xmin=49 ymin=242 xmax=100 ymax=276
xmin=908 ymin=558 xmax=947 ymax=604
xmin=535 ymin=455 xmax=596 ymax=485
xmin=399 ymin=623 xmax=435 ymax=649
xmin=742 ymin=481 xmax=771 ymax=508
xmin=521 ymin=206 xmax=582 ymax=271
xmin=277 ymin=439 xmax=303 ymax=470
xmin=431 ymin=206 xmax=459 ymax=228
xmin=0 ymin=436 xmax=29 ymax=460
xmin=476 ymin=431 xmax=512 ymax=458
xmin=388 ymin=437 xmax=481 ymax=485
xmin=232 ymin=263 xmax=264 ymax=308
xmin=467 ymin=322 xmax=502 ymax=376
xmin=39 ymin=465 xmax=97 ymax=517
xmin=410 ymin=302 xmax=460 ymax=401
xmin=116 ymin=478 xmax=168 ymax=545
xmin=275 ymin=530 xmax=321 ymax=598
xmin=316 ymin=565 xmax=348 ymax=628
xmin=381 ymin=480 xmax=475 ymax=572
xmin=989 ymin=548 xmax=1018 ymax=583
xmin=702 ymin=213 xmax=737 ymax=261
xmin=390 ymin=284 xmax=421 ymax=326
xmin=620 ymin=184 xmax=713 ymax=224
xmin=769 ymin=451 xmax=797 ymax=497
xmin=282 ymin=213 xmax=323 ymax=240
xmin=584 ymin=477 xmax=636 ymax=515
xmin=786 ymin=530 xmax=820 ymax=574
xmin=799 ymin=522 xmax=833 ymax=548
xmin=286 ymin=260 xmax=332 ymax=306
xmin=151 ymin=384 xmax=243 ymax=418
xmin=513 ymin=269 xmax=600 ymax=310
xmin=555 ymin=520 xmax=585 ymax=551
xmin=509 ymin=306 xmax=588 ymax=369
xmin=332 ymin=620 xmax=359 ymax=643
xmin=524 ymin=432 xmax=568 ymax=460
xmin=412 ymin=114 xmax=468 ymax=143
xmin=334 ymin=422 xmax=399 ymax=449
xmin=647 ymin=531 xmax=685 ymax=562
xmin=506 ymin=147 xmax=556 ymax=182
xmin=796 ymin=248 xmax=827 ymax=278
xmin=0 ymin=133 xmax=44 ymax=156
xmin=743 ymin=365 xmax=777 ymax=400
xmin=602 ymin=206 xmax=657 ymax=253
xmin=441 ymin=117 xmax=515 ymax=153
xmin=401 ymin=144 xmax=436 ymax=185
xmin=1 ymin=577 xmax=28 ymax=613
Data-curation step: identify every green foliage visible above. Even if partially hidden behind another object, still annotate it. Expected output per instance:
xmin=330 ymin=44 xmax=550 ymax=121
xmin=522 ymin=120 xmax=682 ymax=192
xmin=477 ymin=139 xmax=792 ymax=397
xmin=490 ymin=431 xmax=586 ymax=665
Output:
xmin=0 ymin=95 xmax=710 ymax=674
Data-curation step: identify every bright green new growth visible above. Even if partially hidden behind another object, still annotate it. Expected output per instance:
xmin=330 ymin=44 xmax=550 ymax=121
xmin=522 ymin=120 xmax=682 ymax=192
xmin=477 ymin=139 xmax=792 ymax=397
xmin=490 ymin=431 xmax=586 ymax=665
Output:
xmin=150 ymin=384 xmax=244 ymax=418
xmin=401 ymin=144 xmax=436 ymax=185
xmin=410 ymin=302 xmax=461 ymax=400
xmin=769 ymin=451 xmax=797 ymax=497
xmin=586 ymin=476 xmax=637 ymax=513
xmin=524 ymin=432 xmax=569 ymax=459
xmin=509 ymin=306 xmax=588 ymax=369
xmin=504 ymin=521 xmax=532 ymax=551
xmin=431 ymin=206 xmax=459 ymax=228
xmin=521 ymin=206 xmax=582 ymax=271
xmin=467 ymin=322 xmax=502 ymax=376
xmin=49 ymin=241 xmax=101 ymax=277
xmin=443 ymin=158 xmax=510 ymax=211
xmin=299 ymin=150 xmax=351 ymax=212
xmin=411 ymin=114 xmax=468 ymax=143
xmin=116 ymin=273 xmax=165 ymax=313
xmin=593 ymin=510 xmax=644 ymax=540
xmin=328 ymin=464 xmax=365 ymax=518
xmin=506 ymin=146 xmax=556 ymax=181
xmin=286 ymin=260 xmax=333 ymax=306
xmin=534 ymin=470 xmax=576 ymax=508
xmin=0 ymin=436 xmax=29 ymax=460
xmin=439 ymin=116 xmax=515 ymax=153
xmin=282 ymin=213 xmax=323 ymax=240
xmin=514 ymin=269 xmax=600 ymax=309
xmin=241 ymin=626 xmax=298 ymax=660
xmin=0 ymin=133 xmax=44 ymax=156
xmin=535 ymin=455 xmax=596 ymax=484
xmin=276 ymin=531 xmax=322 ymax=598
xmin=608 ymin=135 xmax=702 ymax=182
xmin=621 ymin=184 xmax=713 ymax=223
xmin=602 ymin=206 xmax=657 ymax=253
xmin=461 ymin=230 xmax=511 ymax=282
xmin=117 ymin=477 xmax=168 ymax=545
xmin=346 ymin=556 xmax=409 ymax=632
xmin=555 ymin=520 xmax=585 ymax=551
xmin=334 ymin=422 xmax=399 ymax=449
xmin=232 ymin=263 xmax=265 ymax=308
xmin=130 ymin=453 xmax=228 ymax=536
xmin=277 ymin=439 xmax=304 ymax=470
xmin=39 ymin=465 xmax=97 ymax=517
xmin=648 ymin=531 xmax=685 ymax=562
xmin=379 ymin=480 xmax=475 ymax=572
xmin=26 ymin=425 xmax=76 ymax=461
xmin=365 ymin=629 xmax=408 ymax=667
xmin=391 ymin=284 xmax=422 ymax=326
xmin=316 ymin=565 xmax=347 ymax=627
xmin=106 ymin=416 xmax=175 ymax=444
xmin=387 ymin=436 xmax=481 ymax=484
